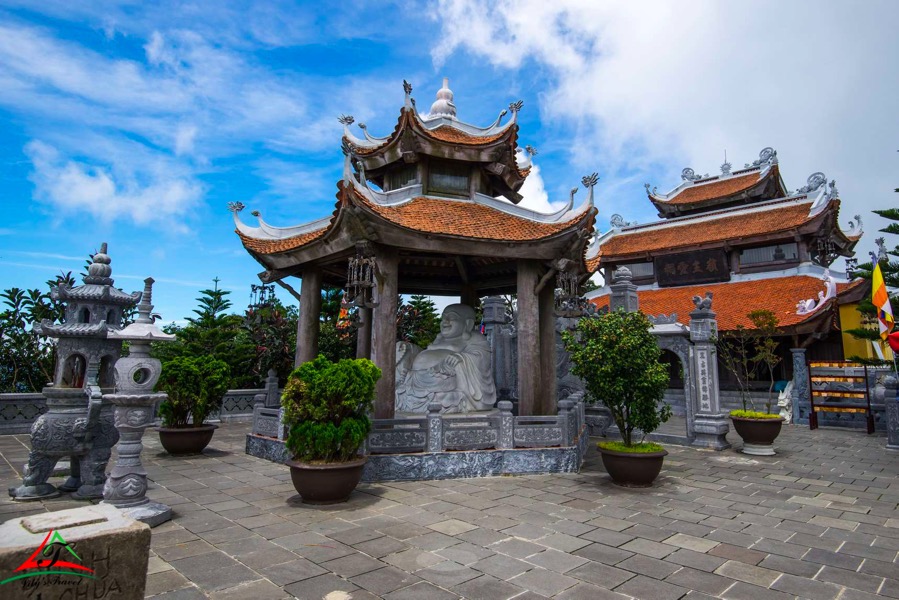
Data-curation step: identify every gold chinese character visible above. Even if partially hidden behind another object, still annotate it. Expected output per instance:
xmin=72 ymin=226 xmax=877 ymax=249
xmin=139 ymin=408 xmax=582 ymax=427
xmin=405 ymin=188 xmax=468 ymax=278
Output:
xmin=677 ymin=262 xmax=689 ymax=275
xmin=706 ymin=258 xmax=718 ymax=272
xmin=692 ymin=261 xmax=703 ymax=273
xmin=664 ymin=263 xmax=676 ymax=276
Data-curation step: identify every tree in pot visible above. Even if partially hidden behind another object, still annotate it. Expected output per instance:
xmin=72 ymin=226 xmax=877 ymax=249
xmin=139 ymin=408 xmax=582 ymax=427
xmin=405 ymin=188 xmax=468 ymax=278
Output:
xmin=156 ymin=356 xmax=230 ymax=454
xmin=563 ymin=309 xmax=671 ymax=487
xmin=717 ymin=309 xmax=784 ymax=455
xmin=281 ymin=355 xmax=380 ymax=504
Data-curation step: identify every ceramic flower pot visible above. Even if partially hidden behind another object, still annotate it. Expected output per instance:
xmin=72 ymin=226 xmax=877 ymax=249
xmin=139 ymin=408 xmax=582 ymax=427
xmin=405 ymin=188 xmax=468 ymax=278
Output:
xmin=157 ymin=424 xmax=218 ymax=455
xmin=286 ymin=456 xmax=368 ymax=504
xmin=731 ymin=416 xmax=784 ymax=456
xmin=598 ymin=446 xmax=668 ymax=487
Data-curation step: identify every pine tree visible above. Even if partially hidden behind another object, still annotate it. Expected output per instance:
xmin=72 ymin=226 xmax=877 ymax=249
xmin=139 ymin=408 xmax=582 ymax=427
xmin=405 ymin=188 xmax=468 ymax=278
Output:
xmin=397 ymin=295 xmax=441 ymax=348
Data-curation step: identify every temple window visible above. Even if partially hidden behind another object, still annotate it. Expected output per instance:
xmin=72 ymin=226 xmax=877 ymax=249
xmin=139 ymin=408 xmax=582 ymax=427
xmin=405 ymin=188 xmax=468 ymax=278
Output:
xmin=384 ymin=163 xmax=419 ymax=191
xmin=78 ymin=307 xmax=90 ymax=323
xmin=61 ymin=354 xmax=86 ymax=388
xmin=739 ymin=243 xmax=798 ymax=266
xmin=106 ymin=309 xmax=118 ymax=326
xmin=427 ymin=159 xmax=470 ymax=198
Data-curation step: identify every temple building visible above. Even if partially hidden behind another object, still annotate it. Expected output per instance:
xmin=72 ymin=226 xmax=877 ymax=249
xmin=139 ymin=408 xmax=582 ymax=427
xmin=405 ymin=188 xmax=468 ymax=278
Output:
xmin=586 ymin=148 xmax=869 ymax=384
xmin=233 ymin=79 xmax=598 ymax=418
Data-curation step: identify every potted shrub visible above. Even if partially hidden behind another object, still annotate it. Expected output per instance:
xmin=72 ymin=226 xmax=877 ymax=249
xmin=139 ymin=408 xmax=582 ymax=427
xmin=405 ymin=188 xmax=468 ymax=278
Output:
xmin=156 ymin=356 xmax=230 ymax=454
xmin=563 ymin=310 xmax=671 ymax=487
xmin=281 ymin=355 xmax=380 ymax=504
xmin=717 ymin=310 xmax=785 ymax=455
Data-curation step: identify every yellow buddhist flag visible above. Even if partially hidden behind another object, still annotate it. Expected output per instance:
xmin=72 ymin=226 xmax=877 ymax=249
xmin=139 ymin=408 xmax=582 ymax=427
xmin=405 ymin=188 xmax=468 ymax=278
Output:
xmin=872 ymin=261 xmax=894 ymax=340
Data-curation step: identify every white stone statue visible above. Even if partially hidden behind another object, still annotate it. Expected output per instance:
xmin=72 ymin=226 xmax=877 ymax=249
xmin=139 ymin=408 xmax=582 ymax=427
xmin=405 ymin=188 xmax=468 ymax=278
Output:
xmin=396 ymin=303 xmax=497 ymax=413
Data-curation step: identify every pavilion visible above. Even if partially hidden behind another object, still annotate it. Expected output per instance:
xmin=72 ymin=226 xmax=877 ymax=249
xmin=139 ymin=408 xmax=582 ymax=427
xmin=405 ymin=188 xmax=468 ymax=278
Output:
xmin=233 ymin=79 xmax=598 ymax=419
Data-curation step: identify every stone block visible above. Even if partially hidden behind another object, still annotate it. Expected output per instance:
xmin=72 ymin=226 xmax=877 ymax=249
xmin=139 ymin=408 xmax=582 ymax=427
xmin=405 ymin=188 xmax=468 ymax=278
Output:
xmin=0 ymin=504 xmax=150 ymax=600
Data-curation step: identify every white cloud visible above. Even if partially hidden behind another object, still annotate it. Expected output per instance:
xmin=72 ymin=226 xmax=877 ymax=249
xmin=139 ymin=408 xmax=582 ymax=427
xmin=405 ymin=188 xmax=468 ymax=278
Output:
xmin=517 ymin=164 xmax=567 ymax=214
xmin=25 ymin=140 xmax=203 ymax=228
xmin=431 ymin=0 xmax=899 ymax=234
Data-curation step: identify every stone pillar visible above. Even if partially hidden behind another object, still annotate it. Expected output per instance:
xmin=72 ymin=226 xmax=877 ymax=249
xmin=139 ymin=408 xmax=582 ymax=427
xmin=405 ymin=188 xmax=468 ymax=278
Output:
xmin=264 ymin=369 xmax=279 ymax=407
xmin=427 ymin=402 xmax=444 ymax=452
xmin=883 ymin=374 xmax=899 ymax=451
xmin=356 ymin=307 xmax=372 ymax=360
xmin=609 ymin=266 xmax=639 ymax=312
xmin=517 ymin=260 xmax=541 ymax=416
xmin=688 ymin=303 xmax=731 ymax=450
xmin=295 ymin=267 xmax=322 ymax=366
xmin=371 ymin=248 xmax=399 ymax=419
xmin=483 ymin=296 xmax=509 ymax=393
xmin=539 ymin=282 xmax=557 ymax=414
xmin=790 ymin=349 xmax=810 ymax=425
xmin=497 ymin=400 xmax=514 ymax=449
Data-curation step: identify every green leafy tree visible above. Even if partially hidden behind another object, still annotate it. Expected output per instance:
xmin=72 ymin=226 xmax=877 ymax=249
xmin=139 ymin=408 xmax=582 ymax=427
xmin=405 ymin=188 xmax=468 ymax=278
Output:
xmin=717 ymin=309 xmax=781 ymax=412
xmin=153 ymin=279 xmax=255 ymax=388
xmin=243 ymin=298 xmax=298 ymax=385
xmin=157 ymin=356 xmax=231 ymax=427
xmin=397 ymin=294 xmax=441 ymax=348
xmin=562 ymin=310 xmax=671 ymax=447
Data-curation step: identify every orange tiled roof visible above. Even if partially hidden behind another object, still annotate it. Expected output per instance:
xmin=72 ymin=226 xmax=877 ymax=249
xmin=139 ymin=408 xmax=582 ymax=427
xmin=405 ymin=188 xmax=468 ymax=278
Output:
xmin=357 ymin=194 xmax=591 ymax=241
xmin=590 ymin=276 xmax=862 ymax=331
xmin=661 ymin=171 xmax=761 ymax=206
xmin=597 ymin=199 xmax=814 ymax=261
xmin=236 ymin=224 xmax=331 ymax=255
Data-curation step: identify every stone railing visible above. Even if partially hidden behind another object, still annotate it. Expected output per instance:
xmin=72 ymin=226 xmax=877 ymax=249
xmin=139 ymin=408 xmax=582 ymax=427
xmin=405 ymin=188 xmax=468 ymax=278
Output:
xmin=211 ymin=389 xmax=264 ymax=422
xmin=0 ymin=393 xmax=47 ymax=434
xmin=365 ymin=394 xmax=586 ymax=455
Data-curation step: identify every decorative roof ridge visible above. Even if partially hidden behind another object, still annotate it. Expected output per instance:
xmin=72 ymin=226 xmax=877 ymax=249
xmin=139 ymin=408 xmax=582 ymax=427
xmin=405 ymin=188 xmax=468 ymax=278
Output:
xmin=618 ymin=194 xmax=812 ymax=236
xmin=346 ymin=172 xmax=597 ymax=225
xmin=646 ymin=147 xmax=779 ymax=202
xmin=648 ymin=163 xmax=768 ymax=202
xmin=228 ymin=201 xmax=332 ymax=241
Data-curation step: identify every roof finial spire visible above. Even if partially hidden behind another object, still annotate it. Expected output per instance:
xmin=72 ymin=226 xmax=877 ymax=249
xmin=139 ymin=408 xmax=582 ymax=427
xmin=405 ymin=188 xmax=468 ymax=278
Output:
xmin=428 ymin=77 xmax=456 ymax=120
xmin=721 ymin=149 xmax=732 ymax=176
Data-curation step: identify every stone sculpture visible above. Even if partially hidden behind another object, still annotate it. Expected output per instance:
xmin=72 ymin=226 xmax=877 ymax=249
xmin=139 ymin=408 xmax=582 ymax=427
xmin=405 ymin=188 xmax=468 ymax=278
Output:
xmin=10 ymin=244 xmax=139 ymax=501
xmin=396 ymin=304 xmax=497 ymax=413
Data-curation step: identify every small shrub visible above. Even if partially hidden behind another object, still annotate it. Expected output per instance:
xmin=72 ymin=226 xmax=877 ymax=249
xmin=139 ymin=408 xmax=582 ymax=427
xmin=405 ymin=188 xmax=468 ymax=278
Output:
xmin=157 ymin=356 xmax=230 ymax=427
xmin=729 ymin=409 xmax=782 ymax=420
xmin=598 ymin=441 xmax=665 ymax=454
xmin=281 ymin=355 xmax=380 ymax=463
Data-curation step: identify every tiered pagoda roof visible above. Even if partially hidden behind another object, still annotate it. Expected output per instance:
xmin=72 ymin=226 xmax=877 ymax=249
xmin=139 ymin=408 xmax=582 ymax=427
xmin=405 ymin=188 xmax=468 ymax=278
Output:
xmin=234 ymin=80 xmax=598 ymax=296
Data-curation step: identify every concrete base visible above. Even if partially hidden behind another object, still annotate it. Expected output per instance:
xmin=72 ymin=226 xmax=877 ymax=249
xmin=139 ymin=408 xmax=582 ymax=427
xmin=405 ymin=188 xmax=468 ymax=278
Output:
xmin=691 ymin=415 xmax=732 ymax=451
xmin=246 ymin=433 xmax=586 ymax=482
xmin=0 ymin=504 xmax=150 ymax=600
xmin=741 ymin=442 xmax=776 ymax=456
xmin=115 ymin=501 xmax=173 ymax=528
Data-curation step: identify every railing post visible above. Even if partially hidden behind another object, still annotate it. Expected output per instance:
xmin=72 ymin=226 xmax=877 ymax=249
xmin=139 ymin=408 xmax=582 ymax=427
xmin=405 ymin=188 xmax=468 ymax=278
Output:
xmin=427 ymin=403 xmax=444 ymax=452
xmin=558 ymin=399 xmax=574 ymax=446
xmin=498 ymin=400 xmax=514 ymax=449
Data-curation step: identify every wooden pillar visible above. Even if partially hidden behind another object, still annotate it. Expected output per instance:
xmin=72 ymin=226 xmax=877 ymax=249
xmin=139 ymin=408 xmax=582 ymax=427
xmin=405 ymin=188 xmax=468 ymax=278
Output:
xmin=295 ymin=267 xmax=322 ymax=366
xmin=371 ymin=248 xmax=399 ymax=419
xmin=460 ymin=284 xmax=478 ymax=309
xmin=517 ymin=260 xmax=541 ymax=416
xmin=356 ymin=307 xmax=372 ymax=360
xmin=538 ymin=280 xmax=557 ymax=415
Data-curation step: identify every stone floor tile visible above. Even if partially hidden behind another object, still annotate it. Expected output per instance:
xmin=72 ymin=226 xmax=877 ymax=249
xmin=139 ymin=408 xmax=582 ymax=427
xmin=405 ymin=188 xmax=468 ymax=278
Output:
xmin=320 ymin=552 xmax=385 ymax=578
xmin=554 ymin=581 xmax=632 ymax=600
xmin=352 ymin=535 xmax=409 ymax=558
xmin=665 ymin=548 xmax=727 ymax=572
xmin=457 ymin=527 xmax=509 ymax=547
xmin=147 ymin=587 xmax=208 ymax=600
xmin=524 ymin=548 xmax=588 ymax=573
xmin=144 ymin=569 xmax=193 ymax=596
xmin=508 ymin=567 xmax=579 ymax=597
xmin=383 ymin=581 xmax=461 ymax=600
xmin=816 ymin=565 xmax=883 ymax=593
xmin=383 ymin=548 xmax=445 ymax=572
xmin=614 ymin=574 xmax=689 ymax=600
xmin=471 ymin=553 xmax=534 ymax=580
xmin=350 ymin=566 xmax=422 ymax=595
xmin=258 ymin=557 xmax=327 ymax=585
xmin=491 ymin=538 xmax=544 ymax=559
xmin=501 ymin=523 xmax=550 ymax=540
xmin=771 ymin=572 xmax=842 ymax=599
xmin=662 ymin=532 xmax=719 ymax=553
xmin=283 ymin=573 xmax=359 ymax=600
xmin=615 ymin=554 xmax=680 ymax=580
xmin=327 ymin=526 xmax=385 ymax=545
xmin=714 ymin=560 xmax=781 ymax=588
xmin=665 ymin=566 xmax=735 ymax=596
xmin=619 ymin=537 xmax=676 ymax=559
xmin=416 ymin=560 xmax=482 ymax=587
xmin=720 ymin=581 xmax=794 ymax=600
xmin=168 ymin=551 xmax=261 ymax=592
xmin=758 ymin=553 xmax=821 ymax=578
xmin=435 ymin=541 xmax=495 ymax=565
xmin=428 ymin=518 xmax=479 ymax=535
xmin=566 ymin=560 xmax=635 ymax=588
xmin=154 ymin=539 xmax=218 ymax=562
xmin=209 ymin=578 xmax=290 ymax=600
xmin=572 ymin=542 xmax=634 ymax=565
xmin=708 ymin=543 xmax=767 ymax=565
xmin=450 ymin=574 xmax=525 ymax=600
xmin=407 ymin=531 xmax=463 ymax=550
xmin=536 ymin=532 xmax=592 ymax=553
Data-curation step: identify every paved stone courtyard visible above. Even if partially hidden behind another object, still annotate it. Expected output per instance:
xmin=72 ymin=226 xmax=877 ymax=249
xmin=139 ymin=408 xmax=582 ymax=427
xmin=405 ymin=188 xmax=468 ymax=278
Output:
xmin=1 ymin=422 xmax=898 ymax=600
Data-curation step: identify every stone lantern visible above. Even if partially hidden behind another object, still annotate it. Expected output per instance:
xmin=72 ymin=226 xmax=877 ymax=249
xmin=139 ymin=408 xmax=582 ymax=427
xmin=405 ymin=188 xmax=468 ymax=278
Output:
xmin=102 ymin=278 xmax=175 ymax=526
xmin=10 ymin=244 xmax=140 ymax=501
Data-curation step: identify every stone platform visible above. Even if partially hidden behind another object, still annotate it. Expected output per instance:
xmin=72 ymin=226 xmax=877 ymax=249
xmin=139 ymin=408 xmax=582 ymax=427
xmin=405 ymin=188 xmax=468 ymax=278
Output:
xmin=1 ymin=421 xmax=898 ymax=599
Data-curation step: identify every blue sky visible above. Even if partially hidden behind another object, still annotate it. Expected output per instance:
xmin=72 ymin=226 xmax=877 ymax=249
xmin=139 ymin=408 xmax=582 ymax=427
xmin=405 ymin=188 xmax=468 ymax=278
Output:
xmin=2 ymin=1 xmax=897 ymax=324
